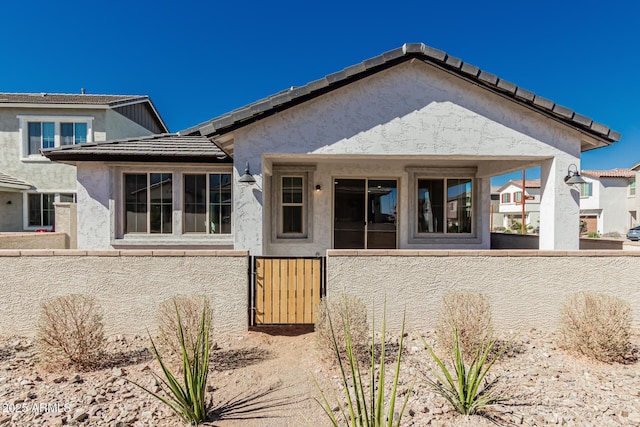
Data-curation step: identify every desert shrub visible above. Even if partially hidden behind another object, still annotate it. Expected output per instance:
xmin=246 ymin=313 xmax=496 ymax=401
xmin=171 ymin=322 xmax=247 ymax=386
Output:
xmin=37 ymin=294 xmax=105 ymax=370
xmin=436 ymin=292 xmax=494 ymax=358
xmin=587 ymin=231 xmax=601 ymax=238
xmin=316 ymin=303 xmax=409 ymax=427
xmin=157 ymin=295 xmax=213 ymax=360
xmin=315 ymin=294 xmax=369 ymax=365
xmin=559 ymin=292 xmax=631 ymax=363
xmin=134 ymin=302 xmax=211 ymax=424
xmin=423 ymin=327 xmax=509 ymax=415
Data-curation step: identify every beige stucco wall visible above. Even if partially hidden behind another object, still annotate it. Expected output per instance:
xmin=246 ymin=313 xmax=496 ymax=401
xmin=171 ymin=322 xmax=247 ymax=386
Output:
xmin=0 ymin=251 xmax=248 ymax=337
xmin=54 ymin=202 xmax=77 ymax=249
xmin=326 ymin=251 xmax=640 ymax=333
xmin=0 ymin=232 xmax=66 ymax=249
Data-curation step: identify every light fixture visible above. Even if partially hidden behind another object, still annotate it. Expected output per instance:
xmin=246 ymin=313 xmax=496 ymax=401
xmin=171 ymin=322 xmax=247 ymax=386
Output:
xmin=315 ymin=184 xmax=322 ymax=192
xmin=238 ymin=161 xmax=256 ymax=184
xmin=564 ymin=164 xmax=586 ymax=185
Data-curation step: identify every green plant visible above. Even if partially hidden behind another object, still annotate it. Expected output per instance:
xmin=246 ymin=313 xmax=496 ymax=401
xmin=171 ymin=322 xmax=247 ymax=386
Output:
xmin=436 ymin=292 xmax=494 ymax=359
xmin=422 ymin=328 xmax=508 ymax=415
xmin=587 ymin=231 xmax=601 ymax=238
xmin=315 ymin=294 xmax=369 ymax=366
xmin=37 ymin=294 xmax=105 ymax=370
xmin=316 ymin=303 xmax=409 ymax=427
xmin=157 ymin=295 xmax=213 ymax=360
xmin=134 ymin=301 xmax=211 ymax=424
xmin=559 ymin=292 xmax=631 ymax=363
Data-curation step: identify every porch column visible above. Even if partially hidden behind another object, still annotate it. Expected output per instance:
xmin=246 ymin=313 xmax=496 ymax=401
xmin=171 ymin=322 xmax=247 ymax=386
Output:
xmin=539 ymin=156 xmax=581 ymax=250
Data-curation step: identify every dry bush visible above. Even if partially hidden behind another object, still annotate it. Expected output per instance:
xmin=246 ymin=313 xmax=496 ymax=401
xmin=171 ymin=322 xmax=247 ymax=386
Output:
xmin=37 ymin=294 xmax=105 ymax=370
xmin=157 ymin=295 xmax=213 ymax=359
xmin=315 ymin=294 xmax=369 ymax=365
xmin=559 ymin=292 xmax=631 ymax=363
xmin=436 ymin=291 xmax=494 ymax=358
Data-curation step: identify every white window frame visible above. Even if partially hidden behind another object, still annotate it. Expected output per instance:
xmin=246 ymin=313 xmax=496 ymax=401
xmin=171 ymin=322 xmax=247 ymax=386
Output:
xmin=630 ymin=178 xmax=636 ymax=197
xmin=22 ymin=191 xmax=76 ymax=230
xmin=579 ymin=182 xmax=593 ymax=198
xmin=407 ymin=167 xmax=479 ymax=243
xmin=182 ymin=172 xmax=233 ymax=235
xmin=271 ymin=165 xmax=315 ymax=242
xmin=18 ymin=115 xmax=94 ymax=161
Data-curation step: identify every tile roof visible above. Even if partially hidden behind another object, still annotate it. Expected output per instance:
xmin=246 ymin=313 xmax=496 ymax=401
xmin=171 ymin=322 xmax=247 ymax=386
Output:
xmin=581 ymin=168 xmax=636 ymax=178
xmin=0 ymin=172 xmax=32 ymax=190
xmin=42 ymin=134 xmax=231 ymax=163
xmin=498 ymin=179 xmax=540 ymax=192
xmin=182 ymin=43 xmax=621 ymax=146
xmin=0 ymin=93 xmax=148 ymax=106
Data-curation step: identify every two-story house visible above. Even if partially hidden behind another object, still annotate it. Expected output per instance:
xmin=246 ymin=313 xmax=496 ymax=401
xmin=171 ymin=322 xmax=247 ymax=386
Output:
xmin=579 ymin=168 xmax=637 ymax=235
xmin=0 ymin=93 xmax=168 ymax=232
xmin=497 ymin=179 xmax=540 ymax=231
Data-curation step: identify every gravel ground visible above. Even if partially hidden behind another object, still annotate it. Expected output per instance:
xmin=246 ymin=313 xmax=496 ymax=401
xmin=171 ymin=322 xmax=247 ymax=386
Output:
xmin=0 ymin=328 xmax=638 ymax=426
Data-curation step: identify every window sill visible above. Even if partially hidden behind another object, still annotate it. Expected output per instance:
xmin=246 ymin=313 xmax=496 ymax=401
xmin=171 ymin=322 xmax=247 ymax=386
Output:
xmin=21 ymin=156 xmax=50 ymax=163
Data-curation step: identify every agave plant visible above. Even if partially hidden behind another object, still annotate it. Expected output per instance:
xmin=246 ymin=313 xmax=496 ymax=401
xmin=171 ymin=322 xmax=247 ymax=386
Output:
xmin=422 ymin=327 xmax=509 ymax=415
xmin=316 ymin=301 xmax=410 ymax=427
xmin=133 ymin=302 xmax=211 ymax=424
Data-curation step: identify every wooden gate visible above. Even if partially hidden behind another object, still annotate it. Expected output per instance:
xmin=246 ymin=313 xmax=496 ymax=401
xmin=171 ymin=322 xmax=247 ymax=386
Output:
xmin=250 ymin=257 xmax=325 ymax=325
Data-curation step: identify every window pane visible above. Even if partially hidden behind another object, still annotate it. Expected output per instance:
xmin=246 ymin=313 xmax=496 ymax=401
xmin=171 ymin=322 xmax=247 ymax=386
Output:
xmin=28 ymin=122 xmax=41 ymax=155
xmin=149 ymin=173 xmax=172 ymax=234
xmin=210 ymin=173 xmax=232 ymax=234
xmin=282 ymin=177 xmax=303 ymax=204
xmin=42 ymin=193 xmax=54 ymax=226
xmin=125 ymin=174 xmax=148 ymax=233
xmin=59 ymin=193 xmax=76 ymax=203
xmin=74 ymin=123 xmax=87 ymax=143
xmin=447 ymin=179 xmax=472 ymax=233
xmin=283 ymin=206 xmax=303 ymax=233
xmin=28 ymin=194 xmax=41 ymax=226
xmin=184 ymin=174 xmax=206 ymax=233
xmin=61 ymin=123 xmax=74 ymax=145
xmin=417 ymin=179 xmax=444 ymax=233
xmin=42 ymin=122 xmax=55 ymax=149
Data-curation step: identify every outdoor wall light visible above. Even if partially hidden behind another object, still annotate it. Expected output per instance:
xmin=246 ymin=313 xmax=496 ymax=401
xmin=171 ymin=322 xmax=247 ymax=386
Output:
xmin=238 ymin=162 xmax=256 ymax=184
xmin=315 ymin=184 xmax=322 ymax=192
xmin=564 ymin=164 xmax=586 ymax=185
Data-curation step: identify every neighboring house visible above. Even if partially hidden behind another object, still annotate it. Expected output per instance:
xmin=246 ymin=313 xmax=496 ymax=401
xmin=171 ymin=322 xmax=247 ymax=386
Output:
xmin=0 ymin=93 xmax=168 ymax=232
xmin=579 ymin=168 xmax=637 ymax=235
xmin=44 ymin=43 xmax=620 ymax=252
xmin=489 ymin=186 xmax=504 ymax=231
xmin=631 ymin=162 xmax=640 ymax=227
xmin=497 ymin=180 xmax=540 ymax=231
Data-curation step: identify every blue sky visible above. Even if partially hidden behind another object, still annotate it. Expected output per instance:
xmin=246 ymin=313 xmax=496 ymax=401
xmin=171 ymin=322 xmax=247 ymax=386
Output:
xmin=2 ymin=1 xmax=638 ymax=184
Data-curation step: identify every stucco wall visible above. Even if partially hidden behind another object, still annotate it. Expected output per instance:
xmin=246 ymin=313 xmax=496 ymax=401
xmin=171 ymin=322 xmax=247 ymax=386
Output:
xmin=0 ymin=250 xmax=248 ymax=337
xmin=0 ymin=192 xmax=23 ymax=230
xmin=232 ymin=60 xmax=584 ymax=254
xmin=326 ymin=251 xmax=640 ymax=332
xmin=0 ymin=232 xmax=66 ymax=249
xmin=599 ymin=177 xmax=632 ymax=235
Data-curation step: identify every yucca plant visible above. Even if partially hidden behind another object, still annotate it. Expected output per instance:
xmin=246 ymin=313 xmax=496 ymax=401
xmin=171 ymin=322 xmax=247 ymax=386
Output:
xmin=316 ymin=301 xmax=410 ymax=427
xmin=133 ymin=302 xmax=211 ymax=424
xmin=422 ymin=327 xmax=508 ymax=416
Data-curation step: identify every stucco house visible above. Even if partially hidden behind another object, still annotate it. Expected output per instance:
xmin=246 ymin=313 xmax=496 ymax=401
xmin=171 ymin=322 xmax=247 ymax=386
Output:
xmin=0 ymin=93 xmax=168 ymax=232
xmin=579 ymin=168 xmax=637 ymax=235
xmin=497 ymin=180 xmax=540 ymax=231
xmin=43 ymin=43 xmax=621 ymax=253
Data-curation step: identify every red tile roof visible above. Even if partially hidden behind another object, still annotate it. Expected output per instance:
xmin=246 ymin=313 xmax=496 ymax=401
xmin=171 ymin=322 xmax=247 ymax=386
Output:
xmin=581 ymin=169 xmax=635 ymax=178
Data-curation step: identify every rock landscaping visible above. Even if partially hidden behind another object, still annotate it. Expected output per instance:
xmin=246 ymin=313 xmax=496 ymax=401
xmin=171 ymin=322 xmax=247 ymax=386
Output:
xmin=0 ymin=328 xmax=638 ymax=426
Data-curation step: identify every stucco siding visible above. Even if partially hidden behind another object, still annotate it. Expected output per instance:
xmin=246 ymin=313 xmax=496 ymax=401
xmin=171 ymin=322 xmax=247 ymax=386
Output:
xmin=77 ymin=163 xmax=112 ymax=249
xmin=232 ymin=61 xmax=584 ymax=254
xmin=0 ymin=192 xmax=23 ymax=230
xmin=0 ymin=251 xmax=248 ymax=337
xmin=327 ymin=252 xmax=640 ymax=333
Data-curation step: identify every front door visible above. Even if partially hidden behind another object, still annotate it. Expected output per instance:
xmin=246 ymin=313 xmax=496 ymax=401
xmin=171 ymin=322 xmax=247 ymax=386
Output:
xmin=333 ymin=179 xmax=397 ymax=249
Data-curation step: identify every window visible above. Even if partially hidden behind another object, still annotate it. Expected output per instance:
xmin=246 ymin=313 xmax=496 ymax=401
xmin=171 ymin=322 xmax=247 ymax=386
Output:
xmin=183 ymin=173 xmax=232 ymax=234
xmin=124 ymin=173 xmax=172 ymax=234
xmin=61 ymin=122 xmax=88 ymax=145
xmin=630 ymin=178 xmax=636 ymax=197
xmin=281 ymin=176 xmax=304 ymax=234
xmin=28 ymin=193 xmax=54 ymax=227
xmin=501 ymin=193 xmax=511 ymax=203
xmin=417 ymin=178 xmax=472 ymax=234
xmin=580 ymin=182 xmax=593 ymax=198
xmin=514 ymin=191 xmax=523 ymax=203
xmin=19 ymin=116 xmax=93 ymax=157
